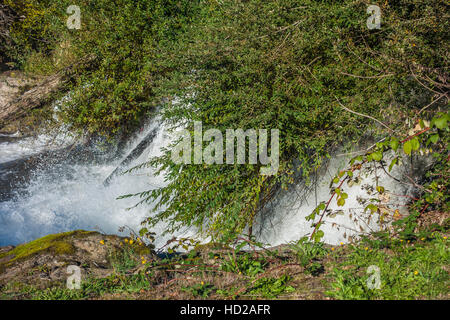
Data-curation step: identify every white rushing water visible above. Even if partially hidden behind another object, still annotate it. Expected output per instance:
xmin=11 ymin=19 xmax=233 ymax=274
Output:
xmin=0 ymin=118 xmax=194 ymax=247
xmin=0 ymin=91 xmax=77 ymax=164
xmin=254 ymin=153 xmax=417 ymax=246
xmin=0 ymin=116 xmax=420 ymax=247
xmin=0 ymin=130 xmax=75 ymax=164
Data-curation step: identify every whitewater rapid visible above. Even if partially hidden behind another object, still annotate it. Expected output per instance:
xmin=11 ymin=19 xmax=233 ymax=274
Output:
xmin=0 ymin=118 xmax=194 ymax=247
xmin=254 ymin=152 xmax=416 ymax=246
xmin=0 ymin=117 xmax=420 ymax=247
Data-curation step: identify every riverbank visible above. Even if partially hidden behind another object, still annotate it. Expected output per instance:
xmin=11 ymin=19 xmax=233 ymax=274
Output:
xmin=0 ymin=222 xmax=448 ymax=300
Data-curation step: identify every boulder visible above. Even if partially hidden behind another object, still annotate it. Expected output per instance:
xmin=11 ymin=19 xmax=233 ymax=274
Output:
xmin=0 ymin=230 xmax=155 ymax=287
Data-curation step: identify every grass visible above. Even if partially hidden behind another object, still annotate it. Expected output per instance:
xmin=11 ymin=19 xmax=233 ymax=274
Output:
xmin=0 ymin=230 xmax=448 ymax=300
xmin=326 ymin=233 xmax=449 ymax=300
xmin=20 ymin=273 xmax=153 ymax=300
xmin=181 ymin=282 xmax=215 ymax=298
xmin=244 ymin=275 xmax=296 ymax=299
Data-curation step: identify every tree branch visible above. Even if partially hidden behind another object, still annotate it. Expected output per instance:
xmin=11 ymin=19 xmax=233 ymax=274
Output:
xmin=335 ymin=97 xmax=396 ymax=134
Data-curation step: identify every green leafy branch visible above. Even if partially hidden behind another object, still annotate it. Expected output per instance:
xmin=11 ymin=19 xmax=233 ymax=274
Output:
xmin=309 ymin=112 xmax=449 ymax=242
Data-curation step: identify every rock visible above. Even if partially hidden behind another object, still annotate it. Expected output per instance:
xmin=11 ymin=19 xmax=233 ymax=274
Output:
xmin=0 ymin=71 xmax=62 ymax=133
xmin=0 ymin=230 xmax=155 ymax=286
xmin=0 ymin=245 xmax=14 ymax=254
xmin=0 ymin=54 xmax=95 ymax=134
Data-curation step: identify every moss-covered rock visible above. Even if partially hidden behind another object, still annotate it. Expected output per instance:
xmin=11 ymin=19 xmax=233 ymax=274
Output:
xmin=0 ymin=230 xmax=93 ymax=266
xmin=0 ymin=230 xmax=155 ymax=288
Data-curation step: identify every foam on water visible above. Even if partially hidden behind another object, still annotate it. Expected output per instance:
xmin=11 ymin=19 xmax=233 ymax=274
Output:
xmin=0 ymin=118 xmax=193 ymax=247
xmin=0 ymin=91 xmax=76 ymax=164
xmin=0 ymin=129 xmax=75 ymax=163
xmin=0 ymin=116 xmax=419 ymax=247
xmin=254 ymin=153 xmax=416 ymax=245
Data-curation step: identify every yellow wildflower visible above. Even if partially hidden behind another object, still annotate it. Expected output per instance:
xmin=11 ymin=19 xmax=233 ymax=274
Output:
xmin=414 ymin=271 xmax=419 ymax=275
xmin=129 ymin=239 xmax=134 ymax=245
xmin=99 ymin=240 xmax=105 ymax=245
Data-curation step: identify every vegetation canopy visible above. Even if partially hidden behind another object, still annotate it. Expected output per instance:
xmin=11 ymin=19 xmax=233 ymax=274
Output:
xmin=2 ymin=0 xmax=448 ymax=243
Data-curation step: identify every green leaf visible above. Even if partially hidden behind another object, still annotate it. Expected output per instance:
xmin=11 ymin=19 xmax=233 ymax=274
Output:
xmin=337 ymin=198 xmax=345 ymax=207
xmin=410 ymin=137 xmax=420 ymax=151
xmin=433 ymin=115 xmax=448 ymax=129
xmin=350 ymin=155 xmax=363 ymax=165
xmin=419 ymin=119 xmax=425 ymax=129
xmin=429 ymin=134 xmax=439 ymax=144
xmin=371 ymin=151 xmax=383 ymax=161
xmin=388 ymin=157 xmax=398 ymax=172
xmin=390 ymin=138 xmax=399 ymax=151
xmin=139 ymin=228 xmax=149 ymax=237
xmin=306 ymin=212 xmax=316 ymax=221
xmin=365 ymin=204 xmax=378 ymax=214
xmin=314 ymin=230 xmax=324 ymax=242
xmin=376 ymin=186 xmax=385 ymax=194
xmin=403 ymin=140 xmax=412 ymax=155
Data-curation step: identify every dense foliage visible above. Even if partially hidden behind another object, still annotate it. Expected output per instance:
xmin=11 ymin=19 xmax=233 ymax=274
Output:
xmin=2 ymin=0 xmax=200 ymax=135
xmin=138 ymin=0 xmax=449 ymax=241
xmin=3 ymin=0 xmax=448 ymax=242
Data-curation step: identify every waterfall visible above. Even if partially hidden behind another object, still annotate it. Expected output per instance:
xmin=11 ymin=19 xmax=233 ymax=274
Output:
xmin=254 ymin=151 xmax=420 ymax=245
xmin=0 ymin=117 xmax=194 ymax=247
xmin=0 ymin=116 xmax=422 ymax=247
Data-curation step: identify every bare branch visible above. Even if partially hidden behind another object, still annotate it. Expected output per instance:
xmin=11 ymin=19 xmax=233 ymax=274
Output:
xmin=418 ymin=93 xmax=447 ymax=114
xmin=340 ymin=72 xmax=394 ymax=79
xmin=335 ymin=97 xmax=396 ymax=134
